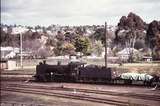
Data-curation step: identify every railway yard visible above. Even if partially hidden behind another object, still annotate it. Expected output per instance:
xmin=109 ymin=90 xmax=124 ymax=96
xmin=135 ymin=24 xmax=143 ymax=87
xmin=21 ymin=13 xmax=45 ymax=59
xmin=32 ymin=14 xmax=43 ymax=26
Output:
xmin=1 ymin=69 xmax=160 ymax=106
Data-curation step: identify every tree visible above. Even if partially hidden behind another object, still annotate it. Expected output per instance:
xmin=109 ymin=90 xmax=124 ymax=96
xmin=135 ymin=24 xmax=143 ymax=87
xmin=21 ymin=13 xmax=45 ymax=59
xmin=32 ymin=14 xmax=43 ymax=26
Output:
xmin=45 ymin=38 xmax=56 ymax=47
xmin=0 ymin=27 xmax=7 ymax=46
xmin=54 ymin=31 xmax=66 ymax=56
xmin=91 ymin=28 xmax=105 ymax=43
xmin=37 ymin=47 xmax=51 ymax=59
xmin=146 ymin=20 xmax=160 ymax=60
xmin=63 ymin=43 xmax=75 ymax=55
xmin=74 ymin=37 xmax=91 ymax=55
xmin=92 ymin=40 xmax=104 ymax=56
xmin=75 ymin=26 xmax=86 ymax=35
xmin=134 ymin=39 xmax=145 ymax=50
xmin=117 ymin=12 xmax=146 ymax=30
xmin=64 ymin=32 xmax=78 ymax=43
xmin=31 ymin=32 xmax=41 ymax=39
xmin=56 ymin=31 xmax=65 ymax=41
xmin=23 ymin=39 xmax=51 ymax=58
xmin=115 ymin=12 xmax=146 ymax=62
xmin=54 ymin=41 xmax=64 ymax=56
xmin=0 ymin=27 xmax=20 ymax=47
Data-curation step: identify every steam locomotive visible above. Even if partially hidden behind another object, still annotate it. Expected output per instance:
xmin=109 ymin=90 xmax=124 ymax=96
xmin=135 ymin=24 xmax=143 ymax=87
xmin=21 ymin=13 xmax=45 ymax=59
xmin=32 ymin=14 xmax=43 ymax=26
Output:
xmin=34 ymin=61 xmax=159 ymax=86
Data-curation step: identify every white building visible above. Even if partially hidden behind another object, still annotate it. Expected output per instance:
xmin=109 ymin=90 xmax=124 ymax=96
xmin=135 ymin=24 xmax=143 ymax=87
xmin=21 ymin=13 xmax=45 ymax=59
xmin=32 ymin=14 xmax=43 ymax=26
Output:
xmin=12 ymin=26 xmax=28 ymax=34
xmin=1 ymin=47 xmax=20 ymax=59
xmin=117 ymin=48 xmax=140 ymax=61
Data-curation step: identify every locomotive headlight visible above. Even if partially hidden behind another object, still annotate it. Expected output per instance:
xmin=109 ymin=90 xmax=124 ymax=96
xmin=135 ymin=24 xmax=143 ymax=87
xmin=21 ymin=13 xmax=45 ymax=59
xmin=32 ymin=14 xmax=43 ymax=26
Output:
xmin=113 ymin=71 xmax=116 ymax=76
xmin=113 ymin=71 xmax=118 ymax=78
xmin=51 ymin=72 xmax=53 ymax=75
xmin=113 ymin=72 xmax=116 ymax=74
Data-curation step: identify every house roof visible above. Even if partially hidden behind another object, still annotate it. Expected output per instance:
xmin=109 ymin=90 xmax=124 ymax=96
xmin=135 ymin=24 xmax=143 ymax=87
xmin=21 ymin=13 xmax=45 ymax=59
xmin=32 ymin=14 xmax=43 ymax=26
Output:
xmin=0 ymin=47 xmax=19 ymax=52
xmin=117 ymin=48 xmax=139 ymax=55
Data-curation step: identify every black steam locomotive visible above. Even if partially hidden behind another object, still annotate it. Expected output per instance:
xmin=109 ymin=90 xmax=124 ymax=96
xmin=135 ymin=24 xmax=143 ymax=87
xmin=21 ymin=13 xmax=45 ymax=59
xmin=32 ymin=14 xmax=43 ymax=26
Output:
xmin=35 ymin=61 xmax=117 ymax=82
xmin=34 ymin=61 xmax=160 ymax=86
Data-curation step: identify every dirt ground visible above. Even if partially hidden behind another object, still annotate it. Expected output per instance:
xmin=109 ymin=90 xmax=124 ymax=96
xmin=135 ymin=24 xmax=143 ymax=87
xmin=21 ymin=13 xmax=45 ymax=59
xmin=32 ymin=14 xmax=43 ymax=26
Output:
xmin=1 ymin=90 xmax=111 ymax=106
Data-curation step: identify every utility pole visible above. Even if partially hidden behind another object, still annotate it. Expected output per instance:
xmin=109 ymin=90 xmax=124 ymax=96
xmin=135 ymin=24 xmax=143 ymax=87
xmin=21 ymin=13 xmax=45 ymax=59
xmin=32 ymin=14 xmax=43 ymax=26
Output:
xmin=105 ymin=22 xmax=108 ymax=68
xmin=20 ymin=33 xmax=23 ymax=69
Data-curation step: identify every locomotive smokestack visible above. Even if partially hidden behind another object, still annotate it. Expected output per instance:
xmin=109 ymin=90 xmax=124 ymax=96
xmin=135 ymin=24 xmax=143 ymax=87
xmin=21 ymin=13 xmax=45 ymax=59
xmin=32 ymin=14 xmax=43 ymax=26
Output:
xmin=105 ymin=22 xmax=108 ymax=68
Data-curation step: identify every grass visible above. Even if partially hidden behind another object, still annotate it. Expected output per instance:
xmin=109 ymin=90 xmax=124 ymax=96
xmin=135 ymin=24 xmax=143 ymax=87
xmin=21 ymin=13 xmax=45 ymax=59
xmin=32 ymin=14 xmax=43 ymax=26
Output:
xmin=2 ymin=58 xmax=160 ymax=75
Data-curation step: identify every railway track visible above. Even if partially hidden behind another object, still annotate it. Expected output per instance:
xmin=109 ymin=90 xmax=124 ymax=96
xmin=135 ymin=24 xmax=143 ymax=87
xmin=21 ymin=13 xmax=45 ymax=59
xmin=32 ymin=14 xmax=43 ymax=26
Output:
xmin=2 ymin=86 xmax=129 ymax=106
xmin=2 ymin=83 xmax=160 ymax=105
xmin=3 ymin=83 xmax=160 ymax=101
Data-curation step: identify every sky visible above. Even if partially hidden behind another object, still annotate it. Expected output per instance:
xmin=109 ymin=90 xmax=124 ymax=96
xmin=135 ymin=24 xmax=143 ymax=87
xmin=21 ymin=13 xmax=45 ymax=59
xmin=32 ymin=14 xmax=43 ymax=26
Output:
xmin=1 ymin=0 xmax=160 ymax=26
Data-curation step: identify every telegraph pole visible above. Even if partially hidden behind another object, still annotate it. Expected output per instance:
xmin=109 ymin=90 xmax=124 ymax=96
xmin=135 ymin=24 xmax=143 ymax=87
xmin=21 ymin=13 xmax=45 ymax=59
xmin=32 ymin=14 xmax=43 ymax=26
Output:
xmin=20 ymin=33 xmax=23 ymax=69
xmin=105 ymin=22 xmax=108 ymax=68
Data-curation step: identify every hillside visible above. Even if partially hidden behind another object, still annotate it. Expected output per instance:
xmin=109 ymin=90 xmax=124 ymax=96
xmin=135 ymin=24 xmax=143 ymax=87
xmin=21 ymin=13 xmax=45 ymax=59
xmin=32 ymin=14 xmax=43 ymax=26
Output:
xmin=1 ymin=12 xmax=160 ymax=61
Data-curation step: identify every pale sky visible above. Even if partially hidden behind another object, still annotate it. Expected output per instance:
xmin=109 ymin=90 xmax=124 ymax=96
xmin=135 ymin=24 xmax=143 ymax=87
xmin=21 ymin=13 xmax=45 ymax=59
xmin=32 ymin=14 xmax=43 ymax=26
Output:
xmin=1 ymin=0 xmax=160 ymax=26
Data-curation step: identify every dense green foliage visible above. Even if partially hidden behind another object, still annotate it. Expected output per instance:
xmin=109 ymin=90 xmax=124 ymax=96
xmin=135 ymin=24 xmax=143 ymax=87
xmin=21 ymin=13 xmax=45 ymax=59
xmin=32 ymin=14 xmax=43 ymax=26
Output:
xmin=74 ymin=37 xmax=91 ymax=55
xmin=146 ymin=20 xmax=160 ymax=60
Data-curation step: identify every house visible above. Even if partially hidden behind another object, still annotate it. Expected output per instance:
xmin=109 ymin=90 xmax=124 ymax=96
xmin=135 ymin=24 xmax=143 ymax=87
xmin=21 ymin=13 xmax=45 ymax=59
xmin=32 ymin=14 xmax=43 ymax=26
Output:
xmin=1 ymin=47 xmax=20 ymax=59
xmin=142 ymin=56 xmax=152 ymax=62
xmin=5 ymin=51 xmax=16 ymax=58
xmin=117 ymin=48 xmax=140 ymax=62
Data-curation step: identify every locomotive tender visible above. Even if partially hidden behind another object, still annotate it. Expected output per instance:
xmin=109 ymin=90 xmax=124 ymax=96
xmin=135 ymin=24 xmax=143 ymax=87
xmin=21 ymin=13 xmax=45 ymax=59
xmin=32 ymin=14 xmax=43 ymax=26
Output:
xmin=35 ymin=61 xmax=159 ymax=86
